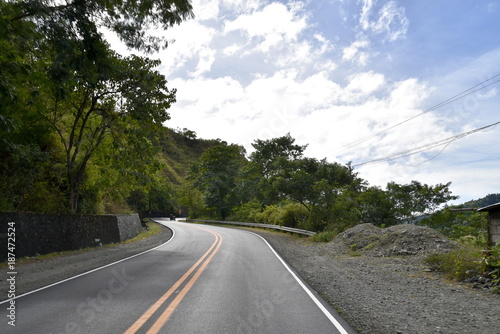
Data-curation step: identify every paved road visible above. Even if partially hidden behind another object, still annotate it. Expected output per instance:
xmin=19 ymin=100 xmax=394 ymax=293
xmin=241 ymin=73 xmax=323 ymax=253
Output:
xmin=1 ymin=220 xmax=355 ymax=333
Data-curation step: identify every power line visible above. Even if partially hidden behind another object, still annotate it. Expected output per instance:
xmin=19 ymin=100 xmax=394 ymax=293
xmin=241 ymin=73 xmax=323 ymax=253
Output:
xmin=352 ymin=120 xmax=500 ymax=167
xmin=333 ymin=73 xmax=500 ymax=155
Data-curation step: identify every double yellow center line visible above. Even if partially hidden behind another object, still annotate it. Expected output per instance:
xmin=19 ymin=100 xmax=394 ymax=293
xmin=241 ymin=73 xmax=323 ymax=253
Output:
xmin=124 ymin=226 xmax=223 ymax=334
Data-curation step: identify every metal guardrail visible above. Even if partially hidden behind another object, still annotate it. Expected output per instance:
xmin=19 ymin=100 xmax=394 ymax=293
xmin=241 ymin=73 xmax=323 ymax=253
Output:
xmin=185 ymin=219 xmax=316 ymax=236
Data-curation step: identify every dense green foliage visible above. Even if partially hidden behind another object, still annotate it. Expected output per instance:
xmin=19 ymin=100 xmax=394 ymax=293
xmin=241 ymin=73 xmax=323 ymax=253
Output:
xmin=483 ymin=244 xmax=500 ymax=293
xmin=419 ymin=210 xmax=488 ymax=244
xmin=182 ymin=133 xmax=463 ymax=234
xmin=0 ymin=0 xmax=195 ymax=213
xmin=187 ymin=144 xmax=246 ymax=219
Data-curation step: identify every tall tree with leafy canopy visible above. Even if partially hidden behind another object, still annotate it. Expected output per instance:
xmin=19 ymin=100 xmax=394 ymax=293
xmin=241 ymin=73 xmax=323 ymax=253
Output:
xmin=247 ymin=134 xmax=362 ymax=230
xmin=249 ymin=133 xmax=307 ymax=205
xmin=357 ymin=186 xmax=397 ymax=226
xmin=37 ymin=52 xmax=176 ymax=212
xmin=0 ymin=2 xmax=56 ymax=211
xmin=189 ymin=144 xmax=246 ymax=220
xmin=386 ymin=180 xmax=458 ymax=223
xmin=1 ymin=0 xmax=194 ymax=212
xmin=250 ymin=133 xmax=307 ymax=178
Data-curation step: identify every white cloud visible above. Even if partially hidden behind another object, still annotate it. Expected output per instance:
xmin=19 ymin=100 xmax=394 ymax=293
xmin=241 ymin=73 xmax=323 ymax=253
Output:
xmin=223 ymin=2 xmax=307 ymax=52
xmin=171 ymin=76 xmax=244 ymax=108
xmin=157 ymin=20 xmax=217 ymax=75
xmin=313 ymin=33 xmax=335 ymax=54
xmin=221 ymin=0 xmax=261 ymax=13
xmin=169 ymin=63 xmax=449 ymax=174
xmin=282 ymin=76 xmax=447 ymax=167
xmin=359 ymin=0 xmax=409 ymax=41
xmin=360 ymin=0 xmax=375 ymax=31
xmin=342 ymin=39 xmax=370 ymax=65
xmin=222 ymin=44 xmax=243 ymax=56
xmin=375 ymin=1 xmax=409 ymax=41
xmin=192 ymin=0 xmax=220 ymax=21
xmin=387 ymin=78 xmax=430 ymax=110
xmin=346 ymin=71 xmax=385 ymax=95
xmin=192 ymin=47 xmax=216 ymax=77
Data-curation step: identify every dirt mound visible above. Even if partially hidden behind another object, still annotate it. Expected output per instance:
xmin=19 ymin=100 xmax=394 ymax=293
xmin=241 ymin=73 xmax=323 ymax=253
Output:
xmin=330 ymin=223 xmax=459 ymax=257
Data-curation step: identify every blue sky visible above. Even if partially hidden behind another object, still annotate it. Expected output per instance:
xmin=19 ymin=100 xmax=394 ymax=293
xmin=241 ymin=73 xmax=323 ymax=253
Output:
xmin=111 ymin=0 xmax=500 ymax=204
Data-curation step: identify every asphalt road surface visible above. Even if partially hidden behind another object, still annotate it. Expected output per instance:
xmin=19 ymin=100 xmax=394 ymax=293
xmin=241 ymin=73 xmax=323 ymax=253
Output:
xmin=1 ymin=219 xmax=355 ymax=334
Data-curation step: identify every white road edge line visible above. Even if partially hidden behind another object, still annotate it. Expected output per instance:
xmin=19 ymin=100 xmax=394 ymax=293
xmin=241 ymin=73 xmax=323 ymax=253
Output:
xmin=251 ymin=232 xmax=351 ymax=334
xmin=0 ymin=219 xmax=175 ymax=305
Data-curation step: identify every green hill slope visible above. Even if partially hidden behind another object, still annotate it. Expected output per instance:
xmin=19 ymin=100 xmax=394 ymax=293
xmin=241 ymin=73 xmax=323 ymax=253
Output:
xmin=462 ymin=194 xmax=500 ymax=208
xmin=157 ymin=128 xmax=223 ymax=184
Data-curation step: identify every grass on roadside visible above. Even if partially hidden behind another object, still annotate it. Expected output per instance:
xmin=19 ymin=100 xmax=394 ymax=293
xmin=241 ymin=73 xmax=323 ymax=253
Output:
xmin=122 ymin=219 xmax=163 ymax=244
xmin=423 ymin=244 xmax=483 ymax=281
xmin=310 ymin=230 xmax=338 ymax=243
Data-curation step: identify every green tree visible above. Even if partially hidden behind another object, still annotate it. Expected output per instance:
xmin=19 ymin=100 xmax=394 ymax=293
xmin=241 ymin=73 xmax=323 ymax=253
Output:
xmin=386 ymin=180 xmax=458 ymax=223
xmin=0 ymin=4 xmax=59 ymax=212
xmin=268 ymin=158 xmax=357 ymax=211
xmin=419 ymin=210 xmax=487 ymax=243
xmin=306 ymin=161 xmax=362 ymax=231
xmin=247 ymin=134 xmax=361 ymax=231
xmin=0 ymin=2 xmax=50 ymax=210
xmin=177 ymin=180 xmax=206 ymax=219
xmin=5 ymin=0 xmax=191 ymax=106
xmin=36 ymin=54 xmax=176 ymax=212
xmin=357 ymin=186 xmax=397 ymax=226
xmin=249 ymin=134 xmax=307 ymax=205
xmin=250 ymin=133 xmax=307 ymax=178
xmin=11 ymin=0 xmax=194 ymax=52
xmin=1 ymin=0 xmax=194 ymax=212
xmin=190 ymin=144 xmax=246 ymax=220
xmin=87 ymin=129 xmax=171 ymax=214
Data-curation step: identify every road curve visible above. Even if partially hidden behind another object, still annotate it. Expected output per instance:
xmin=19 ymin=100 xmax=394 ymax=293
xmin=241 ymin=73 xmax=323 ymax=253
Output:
xmin=1 ymin=219 xmax=355 ymax=334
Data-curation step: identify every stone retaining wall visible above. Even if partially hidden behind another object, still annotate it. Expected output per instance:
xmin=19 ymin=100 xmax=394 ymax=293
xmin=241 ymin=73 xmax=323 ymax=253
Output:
xmin=0 ymin=212 xmax=142 ymax=261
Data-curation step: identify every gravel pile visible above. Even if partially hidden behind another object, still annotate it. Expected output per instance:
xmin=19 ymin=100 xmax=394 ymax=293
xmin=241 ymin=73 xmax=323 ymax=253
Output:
xmin=330 ymin=223 xmax=459 ymax=257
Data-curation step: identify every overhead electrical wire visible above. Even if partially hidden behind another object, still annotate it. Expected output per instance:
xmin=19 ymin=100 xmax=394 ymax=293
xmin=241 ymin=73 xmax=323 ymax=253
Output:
xmin=352 ymin=120 xmax=500 ymax=167
xmin=333 ymin=73 xmax=500 ymax=155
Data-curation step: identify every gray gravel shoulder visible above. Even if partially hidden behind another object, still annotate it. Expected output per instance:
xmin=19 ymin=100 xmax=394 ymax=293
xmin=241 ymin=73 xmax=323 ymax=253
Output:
xmin=254 ymin=230 xmax=500 ymax=334
xmin=0 ymin=221 xmax=172 ymax=301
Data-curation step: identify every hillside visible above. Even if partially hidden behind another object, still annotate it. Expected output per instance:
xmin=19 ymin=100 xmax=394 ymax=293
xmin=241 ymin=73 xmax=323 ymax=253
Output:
xmin=0 ymin=123 xmax=222 ymax=214
xmin=157 ymin=127 xmax=223 ymax=184
xmin=461 ymin=193 xmax=500 ymax=208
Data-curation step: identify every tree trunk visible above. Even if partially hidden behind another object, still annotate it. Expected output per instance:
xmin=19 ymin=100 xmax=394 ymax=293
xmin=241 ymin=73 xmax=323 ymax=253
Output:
xmin=69 ymin=183 xmax=79 ymax=213
xmin=67 ymin=154 xmax=91 ymax=213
